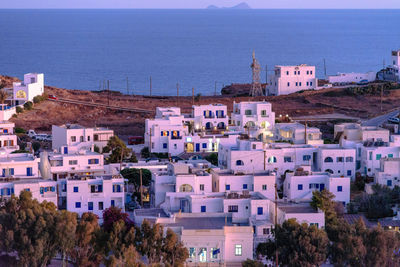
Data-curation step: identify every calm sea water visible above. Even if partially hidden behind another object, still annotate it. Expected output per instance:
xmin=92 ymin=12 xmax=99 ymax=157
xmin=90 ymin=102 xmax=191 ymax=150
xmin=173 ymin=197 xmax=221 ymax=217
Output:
xmin=0 ymin=9 xmax=399 ymax=95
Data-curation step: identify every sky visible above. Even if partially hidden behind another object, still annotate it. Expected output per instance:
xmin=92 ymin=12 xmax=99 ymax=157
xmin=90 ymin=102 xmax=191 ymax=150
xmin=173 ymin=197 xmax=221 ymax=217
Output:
xmin=1 ymin=0 xmax=400 ymax=9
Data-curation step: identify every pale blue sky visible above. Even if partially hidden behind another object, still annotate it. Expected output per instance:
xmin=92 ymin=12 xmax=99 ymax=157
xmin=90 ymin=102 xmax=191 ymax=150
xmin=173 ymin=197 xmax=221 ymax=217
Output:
xmin=1 ymin=0 xmax=400 ymax=9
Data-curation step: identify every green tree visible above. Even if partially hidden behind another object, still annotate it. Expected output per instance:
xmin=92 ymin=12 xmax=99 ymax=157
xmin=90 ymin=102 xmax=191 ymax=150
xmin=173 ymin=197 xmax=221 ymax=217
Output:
xmin=105 ymin=136 xmax=132 ymax=164
xmin=32 ymin=141 xmax=41 ymax=152
xmin=310 ymin=189 xmax=339 ymax=237
xmin=257 ymin=219 xmax=329 ymax=267
xmin=121 ymin=168 xmax=151 ymax=200
xmin=162 ymin=228 xmax=189 ymax=267
xmin=136 ymin=220 xmax=164 ymax=264
xmin=141 ymin=147 xmax=150 ymax=158
xmin=128 ymin=153 xmax=138 ymax=163
xmin=205 ymin=153 xmax=218 ymax=166
xmin=0 ymin=191 xmax=61 ymax=267
xmin=16 ymin=106 xmax=23 ymax=113
xmin=93 ymin=145 xmax=100 ymax=153
xmin=68 ymin=212 xmax=103 ymax=267
xmin=55 ymin=210 xmax=78 ymax=267
xmin=23 ymin=101 xmax=33 ymax=110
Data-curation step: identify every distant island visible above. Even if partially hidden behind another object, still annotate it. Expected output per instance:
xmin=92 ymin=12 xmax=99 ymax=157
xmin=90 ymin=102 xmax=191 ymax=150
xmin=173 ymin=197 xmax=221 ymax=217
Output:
xmin=206 ymin=2 xmax=251 ymax=9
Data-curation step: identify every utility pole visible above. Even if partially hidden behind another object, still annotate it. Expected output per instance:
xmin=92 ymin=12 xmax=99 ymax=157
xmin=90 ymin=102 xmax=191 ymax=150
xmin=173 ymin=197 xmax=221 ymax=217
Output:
xmin=107 ymin=80 xmax=110 ymax=106
xmin=304 ymin=121 xmax=307 ymax=144
xmin=150 ymin=76 xmax=152 ymax=96
xmin=149 ymin=128 xmax=152 ymax=153
xmin=126 ymin=77 xmax=129 ymax=95
xmin=140 ymin=168 xmax=143 ymax=207
xmin=323 ymin=59 xmax=327 ymax=78
xmin=263 ymin=150 xmax=266 ymax=170
xmin=274 ymin=183 xmax=279 ymax=267
xmin=192 ymin=87 xmax=194 ymax=106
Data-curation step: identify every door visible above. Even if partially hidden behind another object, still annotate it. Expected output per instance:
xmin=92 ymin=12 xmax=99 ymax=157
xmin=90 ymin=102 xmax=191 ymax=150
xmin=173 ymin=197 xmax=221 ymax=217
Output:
xmin=27 ymin=167 xmax=32 ymax=177
xmin=320 ymin=183 xmax=325 ymax=191
xmin=196 ymin=143 xmax=200 ymax=152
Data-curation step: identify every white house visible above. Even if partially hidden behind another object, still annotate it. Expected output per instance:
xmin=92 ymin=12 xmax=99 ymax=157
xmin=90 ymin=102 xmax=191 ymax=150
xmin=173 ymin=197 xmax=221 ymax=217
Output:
xmin=267 ymin=65 xmax=318 ymax=96
xmin=0 ymin=178 xmax=57 ymax=205
xmin=12 ymin=73 xmax=44 ymax=104
xmin=190 ymin=104 xmax=228 ymax=131
xmin=274 ymin=122 xmax=323 ymax=145
xmin=0 ymin=121 xmax=19 ymax=153
xmin=284 ymin=169 xmax=350 ymax=204
xmin=62 ymin=174 xmax=125 ymax=219
xmin=375 ymin=158 xmax=400 ymax=188
xmin=275 ymin=202 xmax=325 ymax=229
xmin=52 ymin=124 xmax=114 ymax=151
xmin=317 ymin=145 xmax=356 ymax=179
xmin=0 ymin=152 xmax=40 ymax=178
xmin=231 ymin=101 xmax=275 ymax=141
xmin=328 ymin=72 xmax=376 ymax=85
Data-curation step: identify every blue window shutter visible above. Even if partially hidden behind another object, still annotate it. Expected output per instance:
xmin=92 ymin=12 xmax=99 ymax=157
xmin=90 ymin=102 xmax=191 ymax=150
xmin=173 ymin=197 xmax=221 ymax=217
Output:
xmin=257 ymin=207 xmax=263 ymax=215
xmin=177 ymin=131 xmax=180 ymax=137
xmin=11 ymin=188 xmax=14 ymax=194
xmin=88 ymin=159 xmax=90 ymax=164
xmin=160 ymin=131 xmax=163 ymax=136
xmin=98 ymin=185 xmax=103 ymax=192
xmin=203 ymin=111 xmax=206 ymax=116
xmin=95 ymin=159 xmax=99 ymax=164
xmin=45 ymin=187 xmax=48 ymax=192
xmin=7 ymin=188 xmax=11 ymax=195
xmin=10 ymin=168 xmax=14 ymax=175
xmin=111 ymin=200 xmax=115 ymax=207
xmin=40 ymin=187 xmax=44 ymax=194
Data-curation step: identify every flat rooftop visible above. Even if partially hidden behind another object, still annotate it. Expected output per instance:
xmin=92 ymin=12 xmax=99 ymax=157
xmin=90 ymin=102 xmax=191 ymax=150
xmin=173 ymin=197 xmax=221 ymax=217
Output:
xmin=0 ymin=178 xmax=53 ymax=184
xmin=278 ymin=203 xmax=319 ymax=214
xmin=163 ymin=216 xmax=236 ymax=229
xmin=135 ymin=208 xmax=168 ymax=218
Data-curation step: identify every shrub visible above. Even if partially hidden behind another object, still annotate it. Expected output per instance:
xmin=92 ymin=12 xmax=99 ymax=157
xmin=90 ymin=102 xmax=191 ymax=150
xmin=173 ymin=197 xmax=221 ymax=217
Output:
xmin=15 ymin=127 xmax=25 ymax=134
xmin=33 ymin=96 xmax=41 ymax=104
xmin=16 ymin=106 xmax=23 ymax=113
xmin=93 ymin=145 xmax=100 ymax=153
xmin=141 ymin=147 xmax=150 ymax=158
xmin=32 ymin=141 xmax=41 ymax=152
xmin=23 ymin=101 xmax=33 ymax=110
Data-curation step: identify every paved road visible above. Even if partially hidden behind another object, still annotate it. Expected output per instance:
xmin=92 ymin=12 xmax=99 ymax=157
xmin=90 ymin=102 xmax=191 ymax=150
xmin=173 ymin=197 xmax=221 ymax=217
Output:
xmin=362 ymin=109 xmax=400 ymax=127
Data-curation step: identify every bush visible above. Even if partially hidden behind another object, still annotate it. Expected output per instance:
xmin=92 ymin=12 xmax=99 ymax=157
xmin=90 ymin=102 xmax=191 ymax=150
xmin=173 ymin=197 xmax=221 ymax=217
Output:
xmin=141 ymin=147 xmax=150 ymax=158
xmin=93 ymin=145 xmax=100 ymax=153
xmin=15 ymin=127 xmax=25 ymax=134
xmin=32 ymin=141 xmax=41 ymax=152
xmin=102 ymin=146 xmax=111 ymax=153
xmin=23 ymin=101 xmax=33 ymax=110
xmin=33 ymin=96 xmax=41 ymax=104
xmin=16 ymin=106 xmax=23 ymax=113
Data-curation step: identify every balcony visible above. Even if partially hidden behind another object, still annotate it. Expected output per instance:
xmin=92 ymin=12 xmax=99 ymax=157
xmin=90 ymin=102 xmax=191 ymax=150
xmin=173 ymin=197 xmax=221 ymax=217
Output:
xmin=171 ymin=135 xmax=182 ymax=140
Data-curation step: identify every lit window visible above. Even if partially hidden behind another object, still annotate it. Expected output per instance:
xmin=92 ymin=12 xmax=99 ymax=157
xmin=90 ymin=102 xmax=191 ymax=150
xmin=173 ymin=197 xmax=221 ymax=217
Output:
xmin=235 ymin=245 xmax=242 ymax=256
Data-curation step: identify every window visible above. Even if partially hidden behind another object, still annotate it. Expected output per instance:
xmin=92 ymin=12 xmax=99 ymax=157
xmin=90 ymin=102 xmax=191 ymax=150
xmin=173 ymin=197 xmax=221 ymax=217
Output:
xmin=307 ymin=70 xmax=309 ymax=75
xmin=310 ymin=223 xmax=319 ymax=227
xmin=73 ymin=186 xmax=79 ymax=193
xmin=163 ymin=143 xmax=167 ymax=149
xmin=88 ymin=136 xmax=91 ymax=141
xmin=199 ymin=248 xmax=207 ymax=262
xmin=262 ymin=184 xmax=267 ymax=190
xmin=210 ymin=248 xmax=219 ymax=259
xmin=299 ymin=82 xmax=302 ymax=86
xmin=346 ymin=157 xmax=354 ymax=162
xmin=369 ymin=152 xmax=372 ymax=160
xmin=111 ymin=200 xmax=115 ymax=207
xmin=201 ymin=206 xmax=206 ymax=212
xmin=236 ymin=160 xmax=244 ymax=166
xmin=263 ymin=228 xmax=270 ymax=235
xmin=228 ymin=205 xmax=238 ymax=212
xmin=113 ymin=184 xmax=122 ymax=193
xmin=303 ymin=155 xmax=311 ymax=161
xmin=80 ymin=136 xmax=84 ymax=142
xmin=376 ymin=154 xmax=382 ymax=160
xmin=284 ymin=156 xmax=292 ymax=163
xmin=306 ymin=82 xmax=309 ymax=86
xmin=324 ymin=157 xmax=333 ymax=163
xmin=189 ymin=248 xmax=196 ymax=259
xmin=268 ymin=156 xmax=277 ymax=163
xmin=26 ymin=167 xmax=33 ymax=176
xmin=310 ymin=82 xmax=313 ymax=86
xmin=98 ymin=202 xmax=104 ymax=210
xmin=252 ymin=144 xmax=256 ymax=149
xmin=287 ymin=82 xmax=290 ymax=87
xmin=286 ymin=71 xmax=289 ymax=75
xmin=9 ymin=168 xmax=14 ymax=175
xmin=88 ymin=202 xmax=93 ymax=211
xmin=75 ymin=202 xmax=81 ymax=208
xmin=235 ymin=245 xmax=242 ymax=256
xmin=347 ymin=170 xmax=352 ymax=176
xmin=245 ymin=110 xmax=252 ymax=115
xmin=261 ymin=110 xmax=267 ymax=116
xmin=336 ymin=186 xmax=343 ymax=192
xmin=88 ymin=159 xmax=100 ymax=164
xmin=387 ymin=180 xmax=392 ymax=187
xmin=69 ymin=160 xmax=78 ymax=165
xmin=71 ymin=136 xmax=76 ymax=142
xmin=243 ymin=184 xmax=248 ymax=190
xmin=200 ymin=184 xmax=204 ymax=191
xmin=257 ymin=207 xmax=263 ymax=215
xmin=296 ymin=82 xmax=298 ymax=86
xmin=309 ymin=183 xmax=320 ymax=189
xmin=336 ymin=157 xmax=344 ymax=162
xmin=310 ymin=71 xmax=313 ymax=75
xmin=202 ymin=143 xmax=207 ymax=149
xmin=226 ymin=184 xmax=230 ymax=190
xmin=298 ymin=184 xmax=303 ymax=190
xmin=389 ymin=154 xmax=394 ymax=158
xmin=174 ymin=144 xmax=177 ymax=149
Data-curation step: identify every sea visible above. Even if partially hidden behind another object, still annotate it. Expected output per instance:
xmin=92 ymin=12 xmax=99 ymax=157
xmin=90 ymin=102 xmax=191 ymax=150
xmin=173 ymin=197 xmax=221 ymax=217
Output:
xmin=0 ymin=9 xmax=399 ymax=96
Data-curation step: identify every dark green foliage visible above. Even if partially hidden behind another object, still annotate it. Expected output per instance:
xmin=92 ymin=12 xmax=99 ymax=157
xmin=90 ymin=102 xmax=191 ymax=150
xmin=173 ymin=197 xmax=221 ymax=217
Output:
xmin=16 ymin=106 xmax=23 ymax=113
xmin=242 ymin=259 xmax=264 ymax=267
xmin=93 ymin=145 xmax=100 ymax=153
xmin=32 ymin=141 xmax=41 ymax=152
xmin=105 ymin=136 xmax=131 ymax=163
xmin=128 ymin=153 xmax=138 ymax=163
xmin=140 ymin=147 xmax=150 ymax=158
xmin=205 ymin=153 xmax=218 ymax=165
xmin=356 ymin=184 xmax=398 ymax=219
xmin=121 ymin=168 xmax=151 ymax=200
xmin=23 ymin=101 xmax=33 ymax=110
xmin=14 ymin=127 xmax=25 ymax=134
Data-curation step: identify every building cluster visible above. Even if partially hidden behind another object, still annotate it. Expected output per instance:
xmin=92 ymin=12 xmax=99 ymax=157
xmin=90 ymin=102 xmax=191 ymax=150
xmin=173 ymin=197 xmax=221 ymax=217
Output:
xmin=265 ymin=49 xmax=400 ymax=95
xmin=0 ymin=119 xmax=123 ymax=220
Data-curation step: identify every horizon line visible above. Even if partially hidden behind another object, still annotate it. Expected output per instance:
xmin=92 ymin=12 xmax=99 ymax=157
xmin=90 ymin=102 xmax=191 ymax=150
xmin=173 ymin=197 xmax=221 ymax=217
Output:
xmin=1 ymin=8 xmax=400 ymax=10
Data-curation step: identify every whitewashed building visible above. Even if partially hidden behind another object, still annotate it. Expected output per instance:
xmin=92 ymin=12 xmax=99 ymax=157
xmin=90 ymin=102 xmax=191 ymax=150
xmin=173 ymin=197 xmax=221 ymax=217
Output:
xmin=283 ymin=169 xmax=350 ymax=204
xmin=328 ymin=72 xmax=376 ymax=85
xmin=0 ymin=178 xmax=57 ymax=205
xmin=375 ymin=158 xmax=400 ymax=188
xmin=12 ymin=73 xmax=44 ymax=104
xmin=190 ymin=104 xmax=228 ymax=131
xmin=267 ymin=65 xmax=318 ymax=96
xmin=52 ymin=124 xmax=114 ymax=151
xmin=0 ymin=152 xmax=40 ymax=178
xmin=0 ymin=121 xmax=19 ymax=153
xmin=274 ymin=122 xmax=323 ymax=145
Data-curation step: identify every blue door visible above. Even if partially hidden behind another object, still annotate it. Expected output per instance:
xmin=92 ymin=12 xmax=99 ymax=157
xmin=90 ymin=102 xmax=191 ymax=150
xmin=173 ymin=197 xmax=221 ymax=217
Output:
xmin=27 ymin=167 xmax=32 ymax=176
xmin=64 ymin=147 xmax=68 ymax=154
xmin=196 ymin=143 xmax=200 ymax=152
xmin=257 ymin=207 xmax=263 ymax=215
xmin=320 ymin=183 xmax=325 ymax=191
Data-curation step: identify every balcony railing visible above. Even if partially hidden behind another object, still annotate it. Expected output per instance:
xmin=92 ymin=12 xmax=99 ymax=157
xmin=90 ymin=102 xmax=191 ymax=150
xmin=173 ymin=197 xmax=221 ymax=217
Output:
xmin=171 ymin=136 xmax=182 ymax=140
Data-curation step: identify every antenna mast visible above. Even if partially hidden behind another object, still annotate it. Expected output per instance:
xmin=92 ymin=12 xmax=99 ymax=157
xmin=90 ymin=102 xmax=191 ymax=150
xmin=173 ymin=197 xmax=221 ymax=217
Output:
xmin=250 ymin=51 xmax=263 ymax=97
